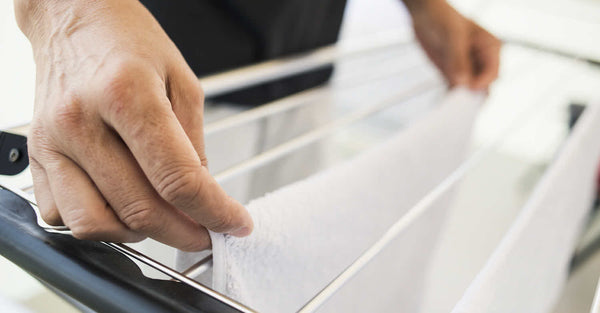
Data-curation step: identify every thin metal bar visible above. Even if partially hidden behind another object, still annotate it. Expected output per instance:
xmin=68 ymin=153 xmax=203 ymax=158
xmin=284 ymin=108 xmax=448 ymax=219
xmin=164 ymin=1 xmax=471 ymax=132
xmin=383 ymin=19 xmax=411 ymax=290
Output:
xmin=181 ymin=77 xmax=439 ymax=277
xmin=206 ymin=86 xmax=328 ymax=135
xmin=213 ymin=79 xmax=441 ymax=185
xmin=104 ymin=242 xmax=256 ymax=313
xmin=204 ymin=58 xmax=426 ymax=135
xmin=181 ymin=254 xmax=214 ymax=278
xmin=0 ymin=183 xmax=256 ymax=313
xmin=15 ymin=61 xmax=428 ymax=195
xmin=5 ymin=31 xmax=412 ymax=137
xmin=15 ymin=49 xmax=428 ymax=195
xmin=297 ymin=64 xmax=578 ymax=313
xmin=297 ymin=147 xmax=489 ymax=313
xmin=200 ymin=31 xmax=413 ymax=98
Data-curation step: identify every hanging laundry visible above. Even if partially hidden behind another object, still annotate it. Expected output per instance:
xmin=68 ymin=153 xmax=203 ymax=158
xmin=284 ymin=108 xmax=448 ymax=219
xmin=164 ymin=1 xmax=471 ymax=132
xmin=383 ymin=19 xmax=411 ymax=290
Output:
xmin=452 ymin=101 xmax=600 ymax=313
xmin=178 ymin=88 xmax=483 ymax=313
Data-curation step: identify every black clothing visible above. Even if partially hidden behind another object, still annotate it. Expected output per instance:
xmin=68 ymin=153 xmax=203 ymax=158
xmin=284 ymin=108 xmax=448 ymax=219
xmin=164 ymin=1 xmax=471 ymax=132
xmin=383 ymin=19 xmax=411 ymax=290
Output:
xmin=140 ymin=0 xmax=347 ymax=104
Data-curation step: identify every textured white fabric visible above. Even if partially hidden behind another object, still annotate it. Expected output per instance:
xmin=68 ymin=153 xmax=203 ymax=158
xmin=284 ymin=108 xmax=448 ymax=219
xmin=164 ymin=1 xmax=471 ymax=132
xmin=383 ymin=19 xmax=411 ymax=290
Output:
xmin=452 ymin=101 xmax=600 ymax=313
xmin=178 ymin=89 xmax=483 ymax=313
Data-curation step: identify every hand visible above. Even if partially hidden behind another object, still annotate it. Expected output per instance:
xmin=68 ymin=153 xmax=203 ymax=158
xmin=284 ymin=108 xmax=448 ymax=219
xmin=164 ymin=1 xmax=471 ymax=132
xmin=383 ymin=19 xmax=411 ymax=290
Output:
xmin=15 ymin=0 xmax=253 ymax=251
xmin=406 ymin=0 xmax=501 ymax=90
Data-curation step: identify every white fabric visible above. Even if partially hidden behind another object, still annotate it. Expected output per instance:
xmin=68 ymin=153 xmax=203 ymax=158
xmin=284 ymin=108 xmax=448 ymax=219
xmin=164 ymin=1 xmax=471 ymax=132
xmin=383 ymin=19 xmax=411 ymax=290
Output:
xmin=177 ymin=88 xmax=483 ymax=313
xmin=452 ymin=101 xmax=600 ymax=313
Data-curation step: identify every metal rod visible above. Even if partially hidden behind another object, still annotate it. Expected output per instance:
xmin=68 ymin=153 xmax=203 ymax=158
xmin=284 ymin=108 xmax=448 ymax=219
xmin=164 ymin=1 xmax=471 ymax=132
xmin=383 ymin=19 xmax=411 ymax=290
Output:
xmin=181 ymin=254 xmax=214 ymax=278
xmin=180 ymin=76 xmax=438 ymax=277
xmin=5 ymin=31 xmax=412 ymax=137
xmin=213 ymin=79 xmax=441 ymax=185
xmin=0 ymin=183 xmax=256 ymax=313
xmin=200 ymin=31 xmax=412 ymax=98
xmin=297 ymin=65 xmax=578 ymax=313
xmin=183 ymin=79 xmax=440 ymax=277
xmin=204 ymin=57 xmax=425 ymax=136
xmin=104 ymin=242 xmax=256 ymax=313
xmin=15 ymin=60 xmax=427 ymax=194
xmin=297 ymin=147 xmax=489 ymax=313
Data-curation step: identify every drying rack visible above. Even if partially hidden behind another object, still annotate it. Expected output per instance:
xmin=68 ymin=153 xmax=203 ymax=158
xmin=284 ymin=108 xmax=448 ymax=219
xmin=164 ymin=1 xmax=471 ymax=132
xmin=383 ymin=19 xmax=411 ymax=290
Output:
xmin=1 ymin=31 xmax=599 ymax=313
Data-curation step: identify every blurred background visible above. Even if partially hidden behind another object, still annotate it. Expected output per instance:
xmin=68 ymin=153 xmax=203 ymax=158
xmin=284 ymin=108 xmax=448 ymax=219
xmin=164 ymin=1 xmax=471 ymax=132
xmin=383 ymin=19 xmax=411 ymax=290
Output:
xmin=1 ymin=0 xmax=600 ymax=312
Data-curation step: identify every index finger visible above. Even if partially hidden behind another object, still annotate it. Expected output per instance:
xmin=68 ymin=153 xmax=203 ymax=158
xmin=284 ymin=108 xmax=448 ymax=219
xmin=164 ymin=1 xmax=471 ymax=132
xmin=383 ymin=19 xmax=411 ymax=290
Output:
xmin=94 ymin=69 xmax=253 ymax=237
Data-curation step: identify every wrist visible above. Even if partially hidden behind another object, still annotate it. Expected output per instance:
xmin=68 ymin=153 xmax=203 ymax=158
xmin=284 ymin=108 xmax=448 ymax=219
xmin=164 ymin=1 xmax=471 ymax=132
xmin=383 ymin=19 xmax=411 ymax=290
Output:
xmin=14 ymin=0 xmax=111 ymax=47
xmin=13 ymin=0 xmax=44 ymax=39
xmin=402 ymin=0 xmax=443 ymax=16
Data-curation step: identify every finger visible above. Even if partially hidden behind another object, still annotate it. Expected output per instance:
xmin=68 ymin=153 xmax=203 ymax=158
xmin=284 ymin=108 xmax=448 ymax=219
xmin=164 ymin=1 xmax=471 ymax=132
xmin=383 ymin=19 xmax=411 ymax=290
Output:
xmin=42 ymin=152 xmax=143 ymax=243
xmin=67 ymin=122 xmax=212 ymax=251
xmin=167 ymin=71 xmax=207 ymax=166
xmin=30 ymin=156 xmax=63 ymax=226
xmin=445 ymin=34 xmax=472 ymax=87
xmin=470 ymin=34 xmax=501 ymax=90
xmin=93 ymin=68 xmax=253 ymax=236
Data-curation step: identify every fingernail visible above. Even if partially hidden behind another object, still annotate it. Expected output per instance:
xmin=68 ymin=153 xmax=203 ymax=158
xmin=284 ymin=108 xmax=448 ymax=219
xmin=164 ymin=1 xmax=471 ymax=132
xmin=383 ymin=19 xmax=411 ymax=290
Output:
xmin=230 ymin=226 xmax=251 ymax=237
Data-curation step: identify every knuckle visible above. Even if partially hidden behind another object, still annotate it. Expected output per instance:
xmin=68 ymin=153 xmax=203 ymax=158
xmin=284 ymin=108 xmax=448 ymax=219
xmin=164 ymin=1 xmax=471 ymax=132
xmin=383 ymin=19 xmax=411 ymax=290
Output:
xmin=103 ymin=80 xmax=135 ymax=116
xmin=100 ymin=59 xmax=148 ymax=118
xmin=49 ymin=93 xmax=86 ymax=132
xmin=156 ymin=166 xmax=203 ymax=206
xmin=120 ymin=202 xmax=164 ymax=235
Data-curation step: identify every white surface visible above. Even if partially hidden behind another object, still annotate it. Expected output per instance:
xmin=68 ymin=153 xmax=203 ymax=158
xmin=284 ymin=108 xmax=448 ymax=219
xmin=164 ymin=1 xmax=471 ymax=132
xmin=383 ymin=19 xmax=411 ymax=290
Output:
xmin=0 ymin=0 xmax=35 ymax=130
xmin=472 ymin=0 xmax=600 ymax=63
xmin=177 ymin=89 xmax=481 ymax=313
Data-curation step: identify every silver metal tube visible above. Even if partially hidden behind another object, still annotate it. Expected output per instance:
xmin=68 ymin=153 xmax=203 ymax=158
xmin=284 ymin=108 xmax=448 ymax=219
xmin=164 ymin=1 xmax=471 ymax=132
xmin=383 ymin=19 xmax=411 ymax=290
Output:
xmin=200 ymin=31 xmax=412 ymax=98
xmin=213 ymin=79 xmax=440 ymax=184
xmin=181 ymin=77 xmax=439 ymax=277
xmin=181 ymin=254 xmax=214 ymax=278
xmin=297 ymin=147 xmax=489 ymax=313
xmin=5 ymin=31 xmax=412 ymax=136
xmin=104 ymin=242 xmax=256 ymax=313
xmin=0 ymin=183 xmax=257 ymax=313
xmin=297 ymin=67 xmax=575 ymax=312
xmin=204 ymin=57 xmax=425 ymax=136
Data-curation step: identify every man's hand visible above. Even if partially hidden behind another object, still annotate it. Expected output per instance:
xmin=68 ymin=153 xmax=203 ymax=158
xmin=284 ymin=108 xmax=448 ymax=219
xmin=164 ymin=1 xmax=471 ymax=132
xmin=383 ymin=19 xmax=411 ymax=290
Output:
xmin=404 ymin=0 xmax=501 ymax=89
xmin=14 ymin=0 xmax=253 ymax=251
